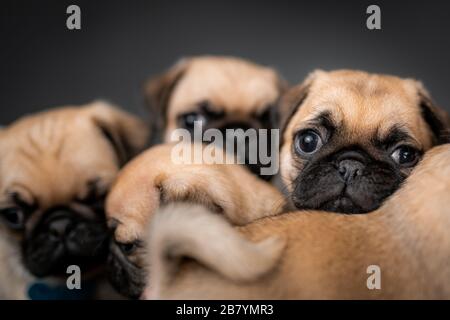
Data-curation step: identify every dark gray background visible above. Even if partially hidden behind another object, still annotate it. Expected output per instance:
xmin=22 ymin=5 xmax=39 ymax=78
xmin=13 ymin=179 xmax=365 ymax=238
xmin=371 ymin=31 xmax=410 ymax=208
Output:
xmin=1 ymin=0 xmax=449 ymax=124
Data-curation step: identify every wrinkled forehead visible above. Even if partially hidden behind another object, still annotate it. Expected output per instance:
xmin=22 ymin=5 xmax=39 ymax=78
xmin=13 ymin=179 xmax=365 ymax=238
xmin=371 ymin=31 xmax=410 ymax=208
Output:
xmin=0 ymin=111 xmax=109 ymax=159
xmin=291 ymin=75 xmax=427 ymax=142
xmin=0 ymin=115 xmax=118 ymax=206
xmin=169 ymin=61 xmax=280 ymax=114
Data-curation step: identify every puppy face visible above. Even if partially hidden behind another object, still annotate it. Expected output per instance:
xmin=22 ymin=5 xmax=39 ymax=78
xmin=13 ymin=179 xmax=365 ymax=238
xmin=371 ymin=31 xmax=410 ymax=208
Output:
xmin=0 ymin=102 xmax=148 ymax=280
xmin=145 ymin=56 xmax=285 ymax=176
xmin=280 ymin=70 xmax=449 ymax=213
xmin=105 ymin=144 xmax=285 ymax=298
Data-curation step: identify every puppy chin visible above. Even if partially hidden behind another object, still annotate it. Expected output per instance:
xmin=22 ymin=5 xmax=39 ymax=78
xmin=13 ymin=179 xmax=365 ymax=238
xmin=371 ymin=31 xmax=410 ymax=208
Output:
xmin=107 ymin=243 xmax=146 ymax=299
xmin=316 ymin=197 xmax=368 ymax=214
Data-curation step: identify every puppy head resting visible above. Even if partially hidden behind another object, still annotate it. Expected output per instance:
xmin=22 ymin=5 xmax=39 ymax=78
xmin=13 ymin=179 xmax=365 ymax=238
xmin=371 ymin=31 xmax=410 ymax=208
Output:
xmin=0 ymin=101 xmax=148 ymax=280
xmin=105 ymin=143 xmax=285 ymax=298
xmin=280 ymin=70 xmax=449 ymax=213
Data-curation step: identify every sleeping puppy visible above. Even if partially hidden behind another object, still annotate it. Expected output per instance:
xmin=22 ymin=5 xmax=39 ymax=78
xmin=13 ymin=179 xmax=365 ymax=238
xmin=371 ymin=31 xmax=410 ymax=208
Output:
xmin=105 ymin=143 xmax=286 ymax=298
xmin=279 ymin=70 xmax=449 ymax=213
xmin=0 ymin=101 xmax=148 ymax=299
xmin=145 ymin=56 xmax=286 ymax=177
xmin=146 ymin=144 xmax=450 ymax=299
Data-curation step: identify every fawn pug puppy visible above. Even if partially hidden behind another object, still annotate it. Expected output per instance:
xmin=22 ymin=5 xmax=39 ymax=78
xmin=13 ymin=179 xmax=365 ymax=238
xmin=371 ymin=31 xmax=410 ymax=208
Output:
xmin=0 ymin=101 xmax=148 ymax=299
xmin=143 ymin=70 xmax=450 ymax=299
xmin=279 ymin=70 xmax=449 ymax=213
xmin=146 ymin=144 xmax=450 ymax=299
xmin=105 ymin=143 xmax=286 ymax=298
xmin=145 ymin=56 xmax=286 ymax=177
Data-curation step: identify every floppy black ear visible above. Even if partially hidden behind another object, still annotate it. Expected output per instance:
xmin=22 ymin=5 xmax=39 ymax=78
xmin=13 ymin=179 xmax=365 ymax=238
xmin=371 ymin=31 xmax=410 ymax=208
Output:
xmin=277 ymin=70 xmax=324 ymax=136
xmin=86 ymin=101 xmax=150 ymax=166
xmin=418 ymin=87 xmax=450 ymax=145
xmin=278 ymin=83 xmax=310 ymax=135
xmin=264 ymin=78 xmax=289 ymax=131
xmin=144 ymin=59 xmax=189 ymax=144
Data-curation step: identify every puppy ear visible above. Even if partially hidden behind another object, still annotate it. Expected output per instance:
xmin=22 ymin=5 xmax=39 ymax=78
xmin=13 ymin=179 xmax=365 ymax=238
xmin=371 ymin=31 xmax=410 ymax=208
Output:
xmin=416 ymin=83 xmax=450 ymax=145
xmin=278 ymin=70 xmax=324 ymax=134
xmin=144 ymin=58 xmax=190 ymax=143
xmin=0 ymin=126 xmax=4 ymax=149
xmin=86 ymin=101 xmax=150 ymax=166
xmin=267 ymin=77 xmax=290 ymax=130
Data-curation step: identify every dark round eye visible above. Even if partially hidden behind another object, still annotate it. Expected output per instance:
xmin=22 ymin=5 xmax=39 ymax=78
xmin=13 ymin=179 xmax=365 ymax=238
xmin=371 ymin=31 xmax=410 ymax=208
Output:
xmin=0 ymin=207 xmax=25 ymax=230
xmin=294 ymin=130 xmax=323 ymax=155
xmin=181 ymin=112 xmax=207 ymax=129
xmin=117 ymin=241 xmax=137 ymax=255
xmin=391 ymin=145 xmax=419 ymax=166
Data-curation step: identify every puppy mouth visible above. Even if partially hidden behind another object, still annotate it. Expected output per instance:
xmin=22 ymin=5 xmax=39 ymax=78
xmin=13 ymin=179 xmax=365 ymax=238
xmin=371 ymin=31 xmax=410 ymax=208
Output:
xmin=319 ymin=195 xmax=365 ymax=214
xmin=295 ymin=183 xmax=367 ymax=214
xmin=23 ymin=207 xmax=109 ymax=278
xmin=292 ymin=175 xmax=401 ymax=214
xmin=23 ymin=227 xmax=109 ymax=278
xmin=291 ymin=148 xmax=405 ymax=214
xmin=293 ymin=181 xmax=389 ymax=214
xmin=107 ymin=242 xmax=146 ymax=299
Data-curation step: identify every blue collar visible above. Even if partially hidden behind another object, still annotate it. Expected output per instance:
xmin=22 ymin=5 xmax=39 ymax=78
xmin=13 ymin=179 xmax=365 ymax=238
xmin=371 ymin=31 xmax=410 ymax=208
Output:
xmin=27 ymin=281 xmax=96 ymax=300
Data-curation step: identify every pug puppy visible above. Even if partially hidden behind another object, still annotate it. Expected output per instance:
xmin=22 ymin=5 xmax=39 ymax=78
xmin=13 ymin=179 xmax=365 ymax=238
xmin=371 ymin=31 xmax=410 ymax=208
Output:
xmin=146 ymin=144 xmax=450 ymax=299
xmin=0 ymin=101 xmax=148 ymax=299
xmin=279 ymin=70 xmax=449 ymax=213
xmin=105 ymin=143 xmax=286 ymax=298
xmin=145 ymin=56 xmax=286 ymax=177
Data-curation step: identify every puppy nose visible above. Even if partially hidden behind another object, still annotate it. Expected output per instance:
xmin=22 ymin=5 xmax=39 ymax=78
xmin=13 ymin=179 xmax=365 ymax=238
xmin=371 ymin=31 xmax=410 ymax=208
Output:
xmin=338 ymin=159 xmax=364 ymax=182
xmin=48 ymin=214 xmax=73 ymax=239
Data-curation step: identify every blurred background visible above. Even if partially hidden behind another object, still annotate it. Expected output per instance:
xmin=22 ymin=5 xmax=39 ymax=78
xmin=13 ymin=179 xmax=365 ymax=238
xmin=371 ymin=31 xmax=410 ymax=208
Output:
xmin=1 ymin=0 xmax=449 ymax=124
